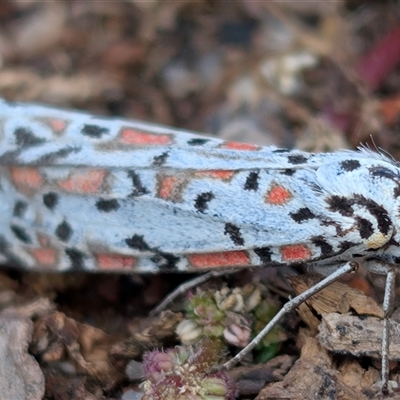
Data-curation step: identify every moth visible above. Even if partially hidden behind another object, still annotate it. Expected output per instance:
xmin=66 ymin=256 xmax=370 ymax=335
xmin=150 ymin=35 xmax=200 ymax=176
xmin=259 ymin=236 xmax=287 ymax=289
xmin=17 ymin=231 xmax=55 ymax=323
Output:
xmin=0 ymin=98 xmax=398 ymax=393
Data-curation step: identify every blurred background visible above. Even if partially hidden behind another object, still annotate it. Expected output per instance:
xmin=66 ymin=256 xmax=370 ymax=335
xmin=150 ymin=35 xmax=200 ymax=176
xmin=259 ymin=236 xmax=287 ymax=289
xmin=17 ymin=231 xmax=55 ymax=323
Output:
xmin=1 ymin=1 xmax=400 ymax=155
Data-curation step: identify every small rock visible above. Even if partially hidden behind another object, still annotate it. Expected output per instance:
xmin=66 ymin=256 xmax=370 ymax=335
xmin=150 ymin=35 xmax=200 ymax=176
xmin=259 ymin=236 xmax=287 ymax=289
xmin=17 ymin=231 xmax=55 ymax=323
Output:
xmin=125 ymin=360 xmax=144 ymax=381
xmin=0 ymin=315 xmax=45 ymax=400
xmin=120 ymin=389 xmax=144 ymax=400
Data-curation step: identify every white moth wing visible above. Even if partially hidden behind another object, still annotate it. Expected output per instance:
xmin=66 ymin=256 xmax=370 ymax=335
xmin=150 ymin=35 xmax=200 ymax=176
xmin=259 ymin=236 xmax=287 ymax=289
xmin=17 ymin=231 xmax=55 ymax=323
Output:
xmin=0 ymin=99 xmax=398 ymax=271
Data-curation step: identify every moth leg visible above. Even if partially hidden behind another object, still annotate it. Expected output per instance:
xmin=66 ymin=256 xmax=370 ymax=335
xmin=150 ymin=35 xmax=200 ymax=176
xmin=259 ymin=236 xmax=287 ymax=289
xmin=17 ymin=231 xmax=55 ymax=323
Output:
xmin=150 ymin=269 xmax=237 ymax=317
xmin=381 ymin=267 xmax=396 ymax=395
xmin=364 ymin=259 xmax=398 ymax=394
xmin=221 ymin=261 xmax=357 ymax=370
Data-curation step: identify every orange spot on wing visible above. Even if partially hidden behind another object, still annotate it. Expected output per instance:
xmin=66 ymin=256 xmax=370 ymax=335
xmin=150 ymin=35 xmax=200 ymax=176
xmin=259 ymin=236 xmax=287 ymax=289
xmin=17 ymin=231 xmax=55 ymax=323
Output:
xmin=30 ymin=248 xmax=57 ymax=266
xmin=157 ymin=175 xmax=179 ymax=200
xmin=10 ymin=167 xmax=43 ymax=190
xmin=220 ymin=142 xmax=259 ymax=151
xmin=58 ymin=169 xmax=106 ymax=194
xmin=120 ymin=128 xmax=172 ymax=146
xmin=188 ymin=251 xmax=250 ymax=269
xmin=266 ymin=184 xmax=292 ymax=205
xmin=48 ymin=118 xmax=67 ymax=133
xmin=281 ymin=244 xmax=312 ymax=261
xmin=96 ymin=254 xmax=137 ymax=271
xmin=195 ymin=170 xmax=235 ymax=180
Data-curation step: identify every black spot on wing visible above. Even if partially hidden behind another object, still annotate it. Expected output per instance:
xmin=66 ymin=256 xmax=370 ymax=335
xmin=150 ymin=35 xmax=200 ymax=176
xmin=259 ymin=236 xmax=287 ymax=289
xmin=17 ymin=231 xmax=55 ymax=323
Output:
xmin=254 ymin=247 xmax=272 ymax=264
xmin=13 ymin=200 xmax=27 ymax=217
xmin=311 ymin=236 xmax=333 ymax=257
xmin=14 ymin=127 xmax=45 ymax=147
xmin=187 ymin=138 xmax=210 ymax=146
xmin=124 ymin=234 xmax=179 ymax=270
xmin=127 ymin=171 xmax=148 ymax=196
xmin=272 ymin=148 xmax=290 ymax=153
xmin=355 ymin=217 xmax=374 ymax=239
xmin=287 ymin=154 xmax=308 ymax=164
xmin=367 ymin=166 xmax=400 ymax=197
xmin=244 ymin=171 xmax=259 ymax=191
xmin=151 ymin=252 xmax=180 ymax=270
xmin=37 ymin=146 xmax=80 ymax=164
xmin=152 ymin=152 xmax=169 ymax=167
xmin=125 ymin=234 xmax=151 ymax=250
xmin=56 ymin=220 xmax=73 ymax=242
xmin=224 ymin=223 xmax=244 ymax=246
xmin=340 ymin=160 xmax=361 ymax=172
xmin=369 ymin=166 xmax=398 ymax=179
xmin=65 ymin=248 xmax=86 ymax=270
xmin=11 ymin=225 xmax=31 ymax=243
xmin=43 ymin=192 xmax=59 ymax=210
xmin=289 ymin=207 xmax=316 ymax=223
xmin=0 ymin=150 xmax=23 ymax=164
xmin=280 ymin=169 xmax=296 ymax=176
xmin=96 ymin=198 xmax=120 ymax=212
xmin=194 ymin=192 xmax=215 ymax=212
xmin=338 ymin=241 xmax=356 ymax=252
xmin=81 ymin=124 xmax=109 ymax=138
xmin=326 ymin=194 xmax=392 ymax=238
xmin=325 ymin=195 xmax=354 ymax=217
xmin=354 ymin=194 xmax=392 ymax=236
